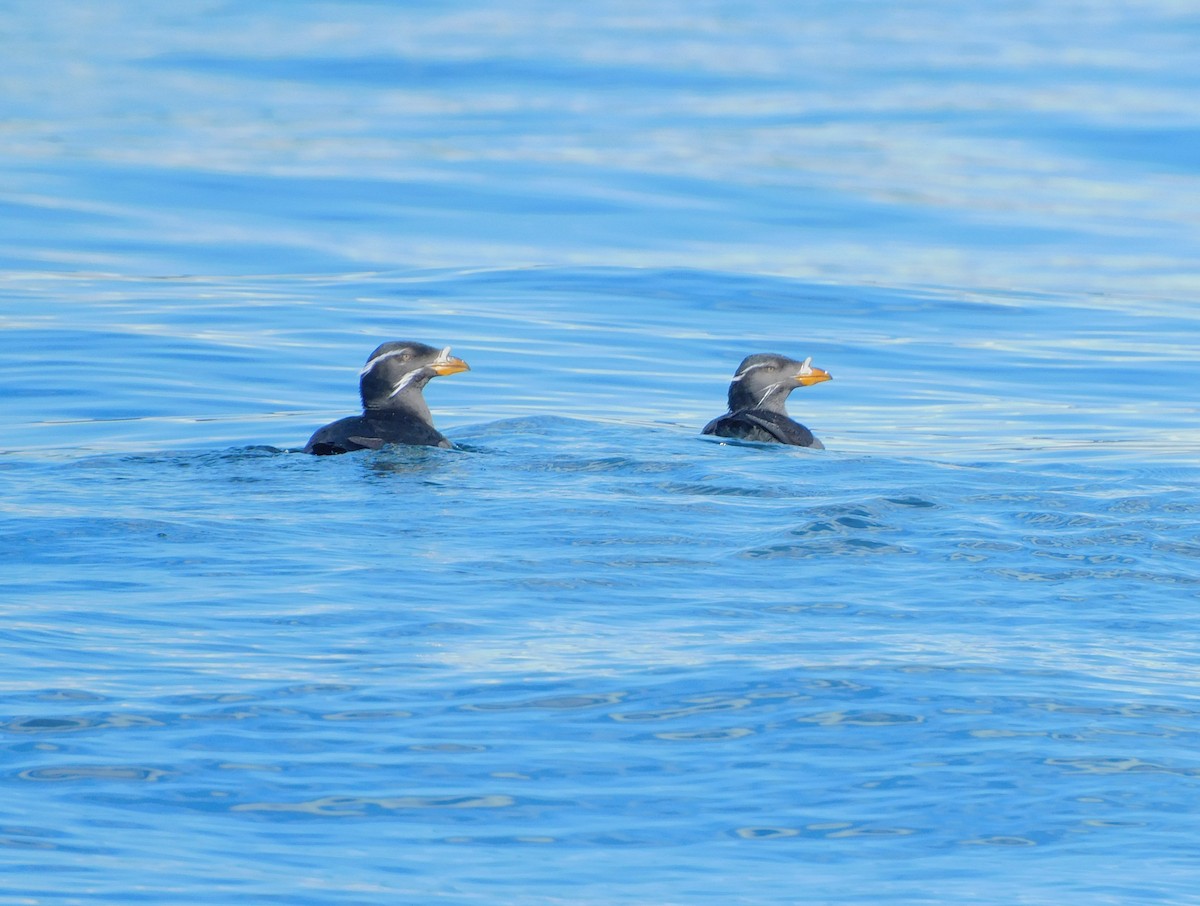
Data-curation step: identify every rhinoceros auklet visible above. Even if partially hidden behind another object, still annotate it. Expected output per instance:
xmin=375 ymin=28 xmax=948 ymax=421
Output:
xmin=303 ymin=341 xmax=469 ymax=455
xmin=701 ymin=353 xmax=832 ymax=448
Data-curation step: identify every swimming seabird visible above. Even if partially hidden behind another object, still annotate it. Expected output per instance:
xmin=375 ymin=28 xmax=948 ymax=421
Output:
xmin=701 ymin=353 xmax=832 ymax=448
xmin=303 ymin=341 xmax=469 ymax=455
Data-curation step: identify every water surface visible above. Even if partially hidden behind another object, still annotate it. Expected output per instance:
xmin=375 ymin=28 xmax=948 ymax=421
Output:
xmin=3 ymin=2 xmax=1200 ymax=904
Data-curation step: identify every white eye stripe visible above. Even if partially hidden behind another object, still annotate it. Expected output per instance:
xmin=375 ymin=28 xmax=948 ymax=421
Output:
xmin=359 ymin=349 xmax=410 ymax=377
xmin=360 ymin=345 xmax=454 ymax=377
xmin=730 ymin=362 xmax=770 ymax=382
xmin=735 ymin=357 xmax=814 ymax=383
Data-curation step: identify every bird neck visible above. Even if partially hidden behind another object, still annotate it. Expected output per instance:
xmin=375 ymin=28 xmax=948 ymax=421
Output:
xmin=364 ymin=390 xmax=432 ymax=423
xmin=729 ymin=383 xmax=791 ymax=414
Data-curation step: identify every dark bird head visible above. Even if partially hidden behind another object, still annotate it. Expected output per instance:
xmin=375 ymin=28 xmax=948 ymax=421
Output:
xmin=726 ymin=353 xmax=831 ymax=413
xmin=358 ymin=341 xmax=470 ymax=415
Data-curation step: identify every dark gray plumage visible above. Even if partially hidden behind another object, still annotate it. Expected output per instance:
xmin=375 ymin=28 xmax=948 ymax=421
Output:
xmin=702 ymin=353 xmax=832 ymax=448
xmin=304 ymin=341 xmax=469 ymax=455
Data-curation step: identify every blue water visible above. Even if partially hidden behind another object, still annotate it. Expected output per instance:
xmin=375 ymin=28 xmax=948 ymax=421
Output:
xmin=4 ymin=4 xmax=1200 ymax=905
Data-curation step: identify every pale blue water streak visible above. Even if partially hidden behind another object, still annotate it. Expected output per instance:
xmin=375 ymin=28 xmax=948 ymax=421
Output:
xmin=4 ymin=1 xmax=1200 ymax=294
xmin=3 ymin=1 xmax=1200 ymax=904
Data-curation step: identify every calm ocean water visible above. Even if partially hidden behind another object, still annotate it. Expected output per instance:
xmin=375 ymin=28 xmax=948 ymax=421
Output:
xmin=3 ymin=3 xmax=1200 ymax=905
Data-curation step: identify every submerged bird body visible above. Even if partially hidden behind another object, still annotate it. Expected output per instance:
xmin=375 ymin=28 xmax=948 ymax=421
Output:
xmin=702 ymin=353 xmax=831 ymax=449
xmin=702 ymin=407 xmax=822 ymax=447
xmin=304 ymin=412 xmax=450 ymax=454
xmin=303 ymin=341 xmax=469 ymax=455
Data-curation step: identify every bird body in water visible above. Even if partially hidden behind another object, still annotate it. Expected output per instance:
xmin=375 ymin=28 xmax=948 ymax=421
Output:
xmin=702 ymin=353 xmax=832 ymax=448
xmin=304 ymin=341 xmax=469 ymax=455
